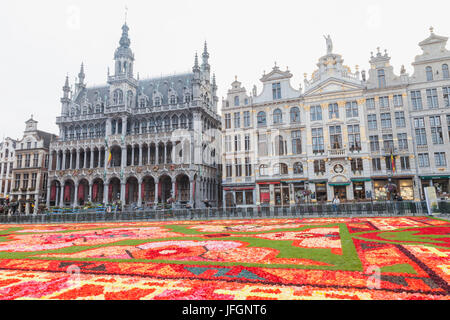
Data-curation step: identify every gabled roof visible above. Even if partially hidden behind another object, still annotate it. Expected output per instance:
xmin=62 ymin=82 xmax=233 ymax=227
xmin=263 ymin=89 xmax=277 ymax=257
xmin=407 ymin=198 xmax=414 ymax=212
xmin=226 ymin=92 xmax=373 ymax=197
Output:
xmin=304 ymin=77 xmax=364 ymax=96
xmin=419 ymin=32 xmax=448 ymax=47
xmin=260 ymin=66 xmax=292 ymax=82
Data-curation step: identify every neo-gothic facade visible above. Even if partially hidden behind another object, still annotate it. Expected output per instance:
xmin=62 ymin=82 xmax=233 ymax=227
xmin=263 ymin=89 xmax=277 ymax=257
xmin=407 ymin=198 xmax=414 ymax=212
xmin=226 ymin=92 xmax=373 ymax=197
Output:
xmin=222 ymin=28 xmax=450 ymax=207
xmin=47 ymin=23 xmax=221 ymax=209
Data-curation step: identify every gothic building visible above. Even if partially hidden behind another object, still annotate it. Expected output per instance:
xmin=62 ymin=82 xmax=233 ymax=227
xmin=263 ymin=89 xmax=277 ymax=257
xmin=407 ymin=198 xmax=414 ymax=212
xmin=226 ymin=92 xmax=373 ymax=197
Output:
xmin=47 ymin=23 xmax=221 ymax=209
xmin=222 ymin=28 xmax=450 ymax=207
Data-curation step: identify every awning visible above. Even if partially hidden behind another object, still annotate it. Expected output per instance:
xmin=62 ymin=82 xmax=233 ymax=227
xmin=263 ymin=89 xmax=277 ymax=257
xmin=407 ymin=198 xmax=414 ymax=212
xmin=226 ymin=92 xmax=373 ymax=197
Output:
xmin=420 ymin=176 xmax=450 ymax=180
xmin=329 ymin=182 xmax=351 ymax=186
xmin=351 ymin=178 xmax=371 ymax=182
xmin=311 ymin=180 xmax=328 ymax=184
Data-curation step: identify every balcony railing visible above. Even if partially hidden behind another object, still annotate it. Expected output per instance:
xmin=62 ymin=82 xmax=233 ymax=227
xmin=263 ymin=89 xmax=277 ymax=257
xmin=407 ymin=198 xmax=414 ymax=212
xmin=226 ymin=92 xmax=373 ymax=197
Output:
xmin=328 ymin=148 xmax=346 ymax=157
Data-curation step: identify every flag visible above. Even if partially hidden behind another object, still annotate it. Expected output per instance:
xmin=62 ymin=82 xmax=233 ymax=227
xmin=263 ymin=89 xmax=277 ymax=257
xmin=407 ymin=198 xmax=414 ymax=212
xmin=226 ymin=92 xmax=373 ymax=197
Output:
xmin=391 ymin=152 xmax=396 ymax=173
xmin=107 ymin=149 xmax=112 ymax=167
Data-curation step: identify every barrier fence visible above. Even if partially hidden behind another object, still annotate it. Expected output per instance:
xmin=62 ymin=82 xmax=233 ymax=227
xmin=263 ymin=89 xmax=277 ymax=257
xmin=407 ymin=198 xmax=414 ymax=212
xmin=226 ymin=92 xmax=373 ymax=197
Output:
xmin=0 ymin=201 xmax=449 ymax=225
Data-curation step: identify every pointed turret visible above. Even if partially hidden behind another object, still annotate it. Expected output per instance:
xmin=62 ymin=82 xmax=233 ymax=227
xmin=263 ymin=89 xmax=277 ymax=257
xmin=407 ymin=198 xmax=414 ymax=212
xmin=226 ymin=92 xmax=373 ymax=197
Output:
xmin=193 ymin=52 xmax=200 ymax=73
xmin=201 ymin=41 xmax=211 ymax=82
xmin=202 ymin=41 xmax=210 ymax=69
xmin=63 ymin=75 xmax=71 ymax=98
xmin=113 ymin=22 xmax=135 ymax=78
xmin=119 ymin=23 xmax=131 ymax=49
xmin=61 ymin=75 xmax=72 ymax=116
xmin=78 ymin=63 xmax=85 ymax=85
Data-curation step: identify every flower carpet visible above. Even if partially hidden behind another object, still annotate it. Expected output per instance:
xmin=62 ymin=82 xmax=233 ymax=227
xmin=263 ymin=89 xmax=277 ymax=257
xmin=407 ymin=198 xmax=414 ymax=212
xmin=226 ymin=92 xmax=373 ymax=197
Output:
xmin=0 ymin=216 xmax=448 ymax=300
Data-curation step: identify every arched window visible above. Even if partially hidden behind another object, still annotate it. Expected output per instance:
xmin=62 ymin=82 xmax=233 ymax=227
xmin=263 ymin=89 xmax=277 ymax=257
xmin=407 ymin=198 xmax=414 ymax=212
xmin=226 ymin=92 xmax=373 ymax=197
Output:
xmin=185 ymin=93 xmax=191 ymax=103
xmin=274 ymin=163 xmax=288 ymax=175
xmin=139 ymin=99 xmax=146 ymax=108
xmin=180 ymin=114 xmax=187 ymax=129
xmin=290 ymin=107 xmax=300 ymax=123
xmin=164 ymin=116 xmax=171 ymax=131
xmin=172 ymin=115 xmax=179 ymax=129
xmin=154 ymin=96 xmax=161 ymax=107
xmin=149 ymin=118 xmax=155 ymax=132
xmin=75 ymin=126 xmax=81 ymax=139
xmin=155 ymin=117 xmax=162 ymax=131
xmin=141 ymin=120 xmax=147 ymax=133
xmin=134 ymin=121 xmax=140 ymax=134
xmin=443 ymin=64 xmax=449 ymax=79
xmin=259 ymin=164 xmax=269 ymax=176
xmin=378 ymin=69 xmax=386 ymax=88
xmin=273 ymin=108 xmax=283 ymax=124
xmin=113 ymin=89 xmax=123 ymax=105
xmin=257 ymin=111 xmax=266 ymax=126
xmin=293 ymin=162 xmax=304 ymax=175
xmin=170 ymin=95 xmax=176 ymax=105
xmin=426 ymin=66 xmax=433 ymax=81
xmin=88 ymin=125 xmax=94 ymax=138
xmin=234 ymin=96 xmax=240 ymax=106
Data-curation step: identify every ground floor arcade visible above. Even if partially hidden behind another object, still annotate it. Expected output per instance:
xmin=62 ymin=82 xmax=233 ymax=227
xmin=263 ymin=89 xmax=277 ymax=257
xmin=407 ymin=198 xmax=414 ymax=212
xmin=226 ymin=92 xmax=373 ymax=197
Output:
xmin=47 ymin=173 xmax=218 ymax=209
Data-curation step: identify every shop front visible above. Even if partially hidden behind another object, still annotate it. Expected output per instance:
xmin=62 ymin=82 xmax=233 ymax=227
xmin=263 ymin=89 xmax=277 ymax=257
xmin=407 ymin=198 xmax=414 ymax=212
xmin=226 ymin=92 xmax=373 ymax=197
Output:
xmin=351 ymin=178 xmax=371 ymax=201
xmin=258 ymin=183 xmax=271 ymax=205
xmin=373 ymin=177 xmax=414 ymax=201
xmin=420 ymin=176 xmax=450 ymax=200
xmin=329 ymin=182 xmax=350 ymax=201
xmin=223 ymin=185 xmax=255 ymax=207
xmin=292 ymin=181 xmax=308 ymax=204
xmin=313 ymin=181 xmax=328 ymax=202
xmin=274 ymin=183 xmax=290 ymax=206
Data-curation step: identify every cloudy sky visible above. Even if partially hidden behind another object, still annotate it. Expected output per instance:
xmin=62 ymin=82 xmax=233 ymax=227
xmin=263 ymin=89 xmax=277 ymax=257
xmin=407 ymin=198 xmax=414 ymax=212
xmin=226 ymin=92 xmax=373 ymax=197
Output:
xmin=1 ymin=0 xmax=449 ymax=139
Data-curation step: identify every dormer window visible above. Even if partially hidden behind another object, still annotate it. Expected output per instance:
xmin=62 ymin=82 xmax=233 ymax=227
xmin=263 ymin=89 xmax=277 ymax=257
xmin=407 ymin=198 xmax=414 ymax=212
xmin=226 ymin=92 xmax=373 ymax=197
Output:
xmin=378 ymin=69 xmax=386 ymax=88
xmin=272 ymin=83 xmax=281 ymax=100
xmin=170 ymin=95 xmax=176 ymax=105
xmin=185 ymin=93 xmax=191 ymax=104
xmin=234 ymin=96 xmax=240 ymax=106
xmin=426 ymin=66 xmax=433 ymax=81
xmin=154 ymin=97 xmax=161 ymax=107
xmin=443 ymin=64 xmax=449 ymax=79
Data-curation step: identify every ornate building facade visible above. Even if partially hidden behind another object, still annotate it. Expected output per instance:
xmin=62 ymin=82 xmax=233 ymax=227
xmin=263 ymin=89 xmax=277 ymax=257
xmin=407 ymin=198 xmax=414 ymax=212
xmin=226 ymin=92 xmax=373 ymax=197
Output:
xmin=47 ymin=23 xmax=221 ymax=209
xmin=0 ymin=137 xmax=18 ymax=204
xmin=10 ymin=118 xmax=56 ymax=213
xmin=222 ymin=28 xmax=450 ymax=207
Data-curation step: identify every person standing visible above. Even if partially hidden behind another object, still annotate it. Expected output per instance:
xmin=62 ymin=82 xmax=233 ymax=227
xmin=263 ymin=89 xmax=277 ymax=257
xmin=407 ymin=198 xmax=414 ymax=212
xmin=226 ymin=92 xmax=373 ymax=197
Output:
xmin=332 ymin=194 xmax=340 ymax=213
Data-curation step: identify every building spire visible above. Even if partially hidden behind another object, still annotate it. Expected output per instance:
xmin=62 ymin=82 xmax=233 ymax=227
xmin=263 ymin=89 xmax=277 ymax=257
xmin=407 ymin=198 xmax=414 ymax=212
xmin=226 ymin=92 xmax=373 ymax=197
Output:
xmin=193 ymin=52 xmax=200 ymax=72
xmin=119 ymin=22 xmax=131 ymax=48
xmin=78 ymin=63 xmax=85 ymax=84
xmin=202 ymin=41 xmax=210 ymax=73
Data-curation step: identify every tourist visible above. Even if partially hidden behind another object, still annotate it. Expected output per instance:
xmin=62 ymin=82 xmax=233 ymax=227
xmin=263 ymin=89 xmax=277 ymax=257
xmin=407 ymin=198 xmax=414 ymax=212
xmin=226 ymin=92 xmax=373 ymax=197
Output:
xmin=332 ymin=194 xmax=340 ymax=213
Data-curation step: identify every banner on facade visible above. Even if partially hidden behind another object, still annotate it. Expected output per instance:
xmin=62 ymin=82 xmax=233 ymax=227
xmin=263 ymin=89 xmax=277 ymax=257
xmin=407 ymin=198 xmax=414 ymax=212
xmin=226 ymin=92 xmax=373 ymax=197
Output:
xmin=424 ymin=186 xmax=439 ymax=216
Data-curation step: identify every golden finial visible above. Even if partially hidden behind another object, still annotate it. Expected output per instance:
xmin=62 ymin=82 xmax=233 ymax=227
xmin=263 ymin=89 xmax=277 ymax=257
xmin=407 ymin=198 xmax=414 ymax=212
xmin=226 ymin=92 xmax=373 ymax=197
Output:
xmin=430 ymin=26 xmax=434 ymax=34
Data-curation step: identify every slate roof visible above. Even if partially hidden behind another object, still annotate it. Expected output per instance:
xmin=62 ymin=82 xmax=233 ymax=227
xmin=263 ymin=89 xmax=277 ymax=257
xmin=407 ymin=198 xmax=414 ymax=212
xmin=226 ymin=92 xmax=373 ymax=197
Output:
xmin=73 ymin=72 xmax=194 ymax=107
